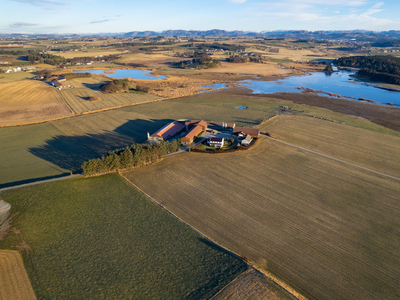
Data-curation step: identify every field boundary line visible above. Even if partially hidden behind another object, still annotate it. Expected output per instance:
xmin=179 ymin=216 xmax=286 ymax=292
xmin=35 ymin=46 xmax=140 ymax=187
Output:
xmin=264 ymin=134 xmax=400 ymax=182
xmin=121 ymin=174 xmax=306 ymax=300
xmin=0 ymin=174 xmax=82 ymax=193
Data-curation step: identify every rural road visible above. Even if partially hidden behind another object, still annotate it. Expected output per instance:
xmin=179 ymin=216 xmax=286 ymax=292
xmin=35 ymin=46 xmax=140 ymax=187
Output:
xmin=262 ymin=134 xmax=400 ymax=182
xmin=0 ymin=174 xmax=82 ymax=193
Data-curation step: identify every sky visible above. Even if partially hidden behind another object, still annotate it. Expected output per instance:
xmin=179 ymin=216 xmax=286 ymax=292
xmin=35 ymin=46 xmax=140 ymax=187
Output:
xmin=1 ymin=0 xmax=400 ymax=34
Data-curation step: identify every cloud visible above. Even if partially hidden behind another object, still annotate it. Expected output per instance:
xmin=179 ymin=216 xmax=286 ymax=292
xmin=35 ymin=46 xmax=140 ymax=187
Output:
xmin=12 ymin=0 xmax=68 ymax=8
xmin=9 ymin=22 xmax=38 ymax=28
xmin=90 ymin=19 xmax=110 ymax=24
xmin=361 ymin=2 xmax=384 ymax=16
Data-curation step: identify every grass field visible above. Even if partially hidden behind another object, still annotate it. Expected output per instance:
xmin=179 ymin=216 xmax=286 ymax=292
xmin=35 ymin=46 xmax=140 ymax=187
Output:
xmin=0 ymin=250 xmax=36 ymax=300
xmin=0 ymin=80 xmax=71 ymax=125
xmin=123 ymin=121 xmax=400 ymax=300
xmin=0 ymin=174 xmax=246 ymax=299
xmin=58 ymin=49 xmax=122 ymax=59
xmin=0 ymin=122 xmax=92 ymax=188
xmin=262 ymin=115 xmax=400 ymax=177
xmin=0 ymin=72 xmax=33 ymax=83
xmin=60 ymin=76 xmax=160 ymax=114
xmin=2 ymin=88 xmax=399 ymax=188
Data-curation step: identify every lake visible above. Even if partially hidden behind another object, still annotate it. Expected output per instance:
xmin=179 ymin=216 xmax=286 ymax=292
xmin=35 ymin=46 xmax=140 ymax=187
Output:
xmin=241 ymin=70 xmax=400 ymax=106
xmin=74 ymin=69 xmax=166 ymax=80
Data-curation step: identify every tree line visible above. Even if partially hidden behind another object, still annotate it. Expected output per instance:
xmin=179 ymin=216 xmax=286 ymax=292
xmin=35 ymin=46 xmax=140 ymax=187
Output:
xmin=81 ymin=140 xmax=181 ymax=176
xmin=334 ymin=55 xmax=400 ymax=85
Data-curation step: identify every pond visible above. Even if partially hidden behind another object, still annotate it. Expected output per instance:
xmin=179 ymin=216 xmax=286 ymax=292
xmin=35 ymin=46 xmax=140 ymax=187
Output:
xmin=73 ymin=69 xmax=166 ymax=80
xmin=237 ymin=106 xmax=248 ymax=109
xmin=241 ymin=70 xmax=400 ymax=106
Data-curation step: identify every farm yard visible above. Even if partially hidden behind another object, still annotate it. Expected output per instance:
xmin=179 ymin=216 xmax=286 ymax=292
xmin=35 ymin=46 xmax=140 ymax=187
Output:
xmin=0 ymin=250 xmax=36 ymax=300
xmin=0 ymin=174 xmax=246 ymax=299
xmin=0 ymin=80 xmax=72 ymax=125
xmin=123 ymin=117 xmax=400 ymax=300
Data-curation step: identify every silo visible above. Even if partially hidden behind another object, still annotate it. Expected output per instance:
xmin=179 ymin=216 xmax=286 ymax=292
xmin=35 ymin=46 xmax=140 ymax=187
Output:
xmin=0 ymin=200 xmax=11 ymax=225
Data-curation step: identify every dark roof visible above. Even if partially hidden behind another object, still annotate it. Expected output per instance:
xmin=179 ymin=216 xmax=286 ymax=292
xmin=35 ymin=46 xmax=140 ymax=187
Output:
xmin=209 ymin=137 xmax=224 ymax=142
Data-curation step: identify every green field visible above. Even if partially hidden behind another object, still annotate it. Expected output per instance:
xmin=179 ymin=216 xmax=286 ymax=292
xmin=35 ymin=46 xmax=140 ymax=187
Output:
xmin=2 ymin=89 xmax=399 ymax=189
xmin=60 ymin=76 xmax=160 ymax=114
xmin=123 ymin=118 xmax=400 ymax=300
xmin=0 ymin=72 xmax=33 ymax=83
xmin=0 ymin=123 xmax=92 ymax=188
xmin=0 ymin=174 xmax=246 ymax=299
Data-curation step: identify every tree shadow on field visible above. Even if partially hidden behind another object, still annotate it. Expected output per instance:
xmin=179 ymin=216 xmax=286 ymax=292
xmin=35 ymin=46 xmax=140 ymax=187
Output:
xmin=27 ymin=118 xmax=174 ymax=174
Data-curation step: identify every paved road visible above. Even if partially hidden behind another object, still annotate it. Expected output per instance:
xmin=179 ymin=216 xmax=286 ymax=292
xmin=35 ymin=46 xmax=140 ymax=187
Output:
xmin=0 ymin=174 xmax=82 ymax=193
xmin=262 ymin=134 xmax=400 ymax=182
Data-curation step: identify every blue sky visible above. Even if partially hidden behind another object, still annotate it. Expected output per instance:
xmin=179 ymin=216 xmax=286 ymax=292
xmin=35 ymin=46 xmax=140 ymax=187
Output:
xmin=2 ymin=0 xmax=400 ymax=34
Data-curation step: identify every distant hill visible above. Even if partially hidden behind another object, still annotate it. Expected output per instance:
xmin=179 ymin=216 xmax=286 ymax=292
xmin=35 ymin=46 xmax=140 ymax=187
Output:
xmin=2 ymin=30 xmax=400 ymax=42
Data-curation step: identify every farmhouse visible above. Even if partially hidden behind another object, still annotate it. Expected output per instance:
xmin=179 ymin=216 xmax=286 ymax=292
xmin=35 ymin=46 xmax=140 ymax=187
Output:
xmin=148 ymin=121 xmax=185 ymax=143
xmin=241 ymin=134 xmax=253 ymax=146
xmin=234 ymin=127 xmax=260 ymax=138
xmin=208 ymin=137 xmax=224 ymax=148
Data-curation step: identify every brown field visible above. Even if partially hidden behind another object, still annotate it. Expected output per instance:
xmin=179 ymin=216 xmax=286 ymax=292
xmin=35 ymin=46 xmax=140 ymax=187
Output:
xmin=205 ymin=61 xmax=292 ymax=77
xmin=0 ymin=80 xmax=72 ymax=125
xmin=257 ymin=91 xmax=400 ymax=132
xmin=262 ymin=115 xmax=400 ymax=178
xmin=124 ymin=118 xmax=400 ymax=300
xmin=0 ymin=250 xmax=36 ymax=300
xmin=213 ymin=269 xmax=296 ymax=300
xmin=59 ymin=76 xmax=160 ymax=114
xmin=133 ymin=75 xmax=227 ymax=98
xmin=58 ymin=49 xmax=122 ymax=59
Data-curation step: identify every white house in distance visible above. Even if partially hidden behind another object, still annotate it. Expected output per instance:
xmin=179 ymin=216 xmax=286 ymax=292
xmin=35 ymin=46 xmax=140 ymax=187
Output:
xmin=208 ymin=137 xmax=224 ymax=148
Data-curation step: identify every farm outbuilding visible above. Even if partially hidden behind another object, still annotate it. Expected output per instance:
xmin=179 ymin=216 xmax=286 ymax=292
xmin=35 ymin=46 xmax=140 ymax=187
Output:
xmin=0 ymin=201 xmax=11 ymax=225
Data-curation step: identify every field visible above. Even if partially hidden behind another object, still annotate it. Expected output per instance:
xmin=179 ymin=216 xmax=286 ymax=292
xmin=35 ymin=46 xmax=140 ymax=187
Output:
xmin=2 ymin=87 xmax=400 ymax=188
xmin=0 ymin=71 xmax=33 ymax=83
xmin=60 ymin=76 xmax=160 ymax=114
xmin=214 ymin=269 xmax=296 ymax=300
xmin=0 ymin=122 xmax=92 ymax=188
xmin=123 ymin=117 xmax=400 ymax=300
xmin=58 ymin=49 xmax=122 ymax=59
xmin=0 ymin=80 xmax=72 ymax=126
xmin=0 ymin=174 xmax=246 ymax=299
xmin=263 ymin=115 xmax=400 ymax=177
xmin=0 ymin=250 xmax=36 ymax=300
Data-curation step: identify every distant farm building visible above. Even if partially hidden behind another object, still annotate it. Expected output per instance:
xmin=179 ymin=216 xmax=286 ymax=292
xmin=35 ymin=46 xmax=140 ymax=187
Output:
xmin=234 ymin=127 xmax=260 ymax=138
xmin=148 ymin=121 xmax=185 ymax=143
xmin=208 ymin=137 xmax=224 ymax=148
